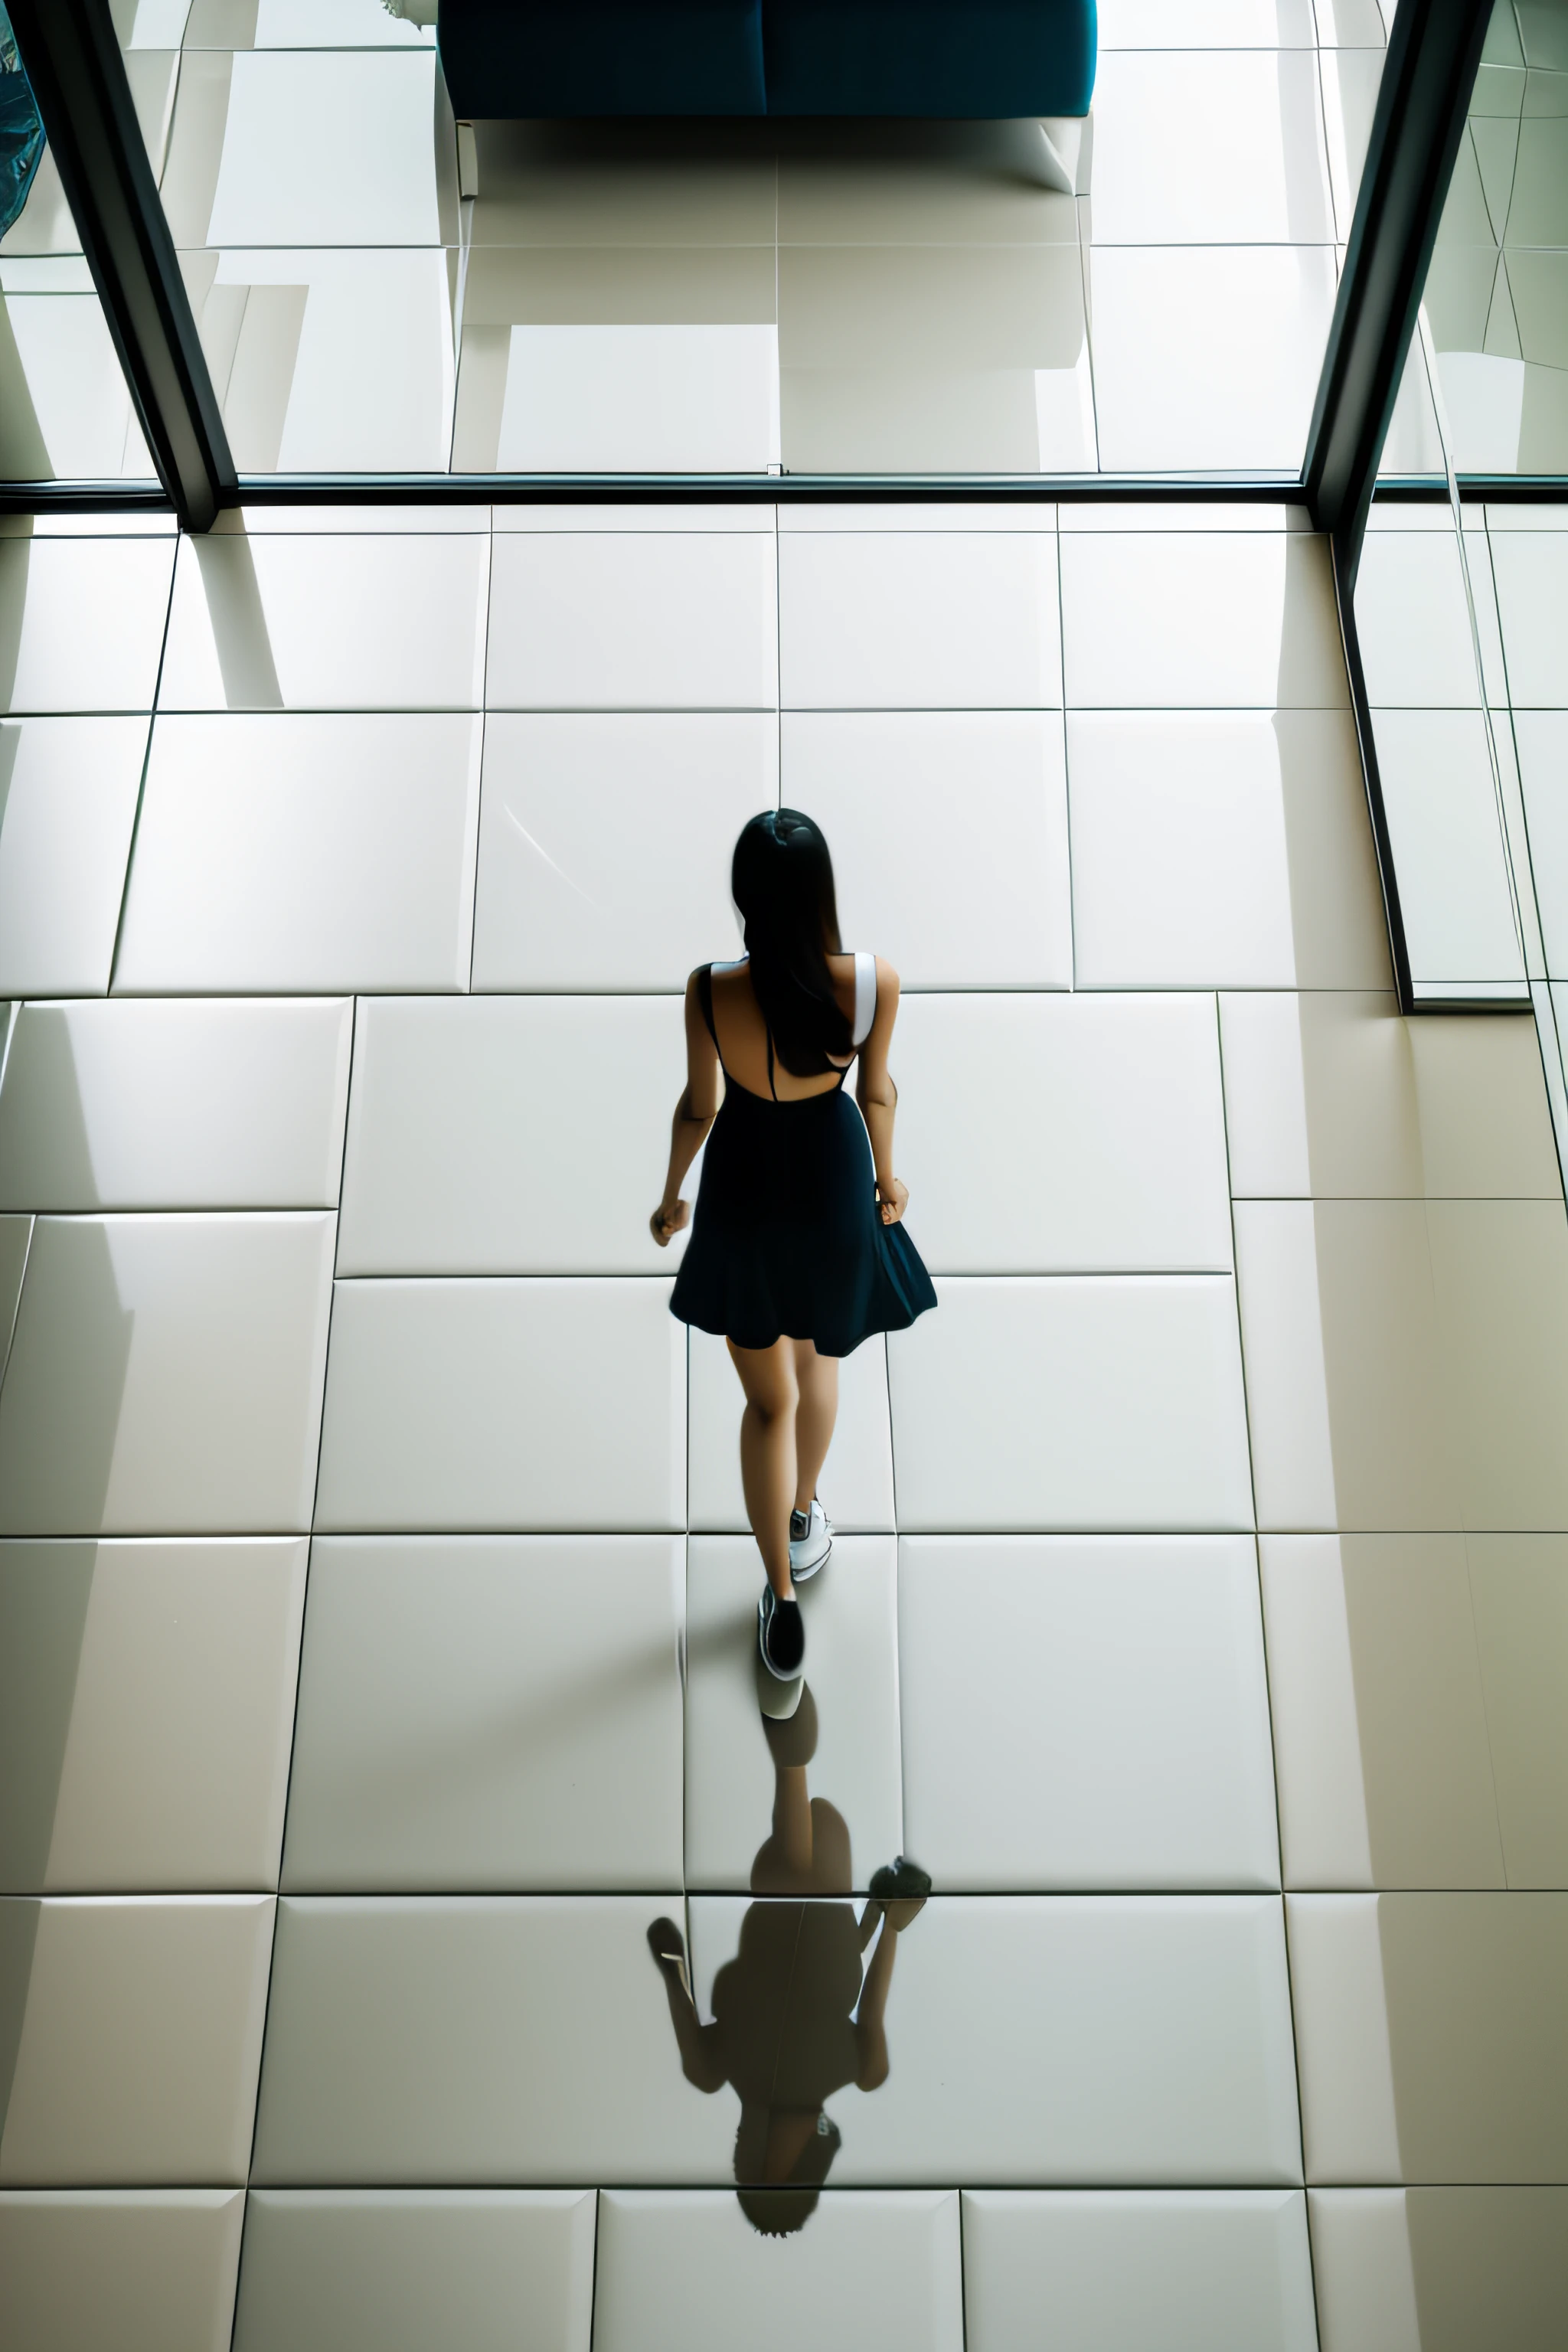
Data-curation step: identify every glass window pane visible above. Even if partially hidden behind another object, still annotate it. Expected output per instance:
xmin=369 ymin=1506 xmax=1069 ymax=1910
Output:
xmin=1382 ymin=0 xmax=1568 ymax=482
xmin=136 ymin=0 xmax=1397 ymax=480
xmin=0 ymin=3 xmax=156 ymax=482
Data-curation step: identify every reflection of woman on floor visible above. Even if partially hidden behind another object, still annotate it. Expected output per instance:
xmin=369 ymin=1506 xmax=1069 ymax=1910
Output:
xmin=647 ymin=1687 xmax=927 ymax=2236
xmin=651 ymin=811 xmax=936 ymax=1683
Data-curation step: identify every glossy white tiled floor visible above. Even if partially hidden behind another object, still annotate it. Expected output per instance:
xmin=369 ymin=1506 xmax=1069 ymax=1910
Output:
xmin=0 ymin=0 xmax=1398 ymax=479
xmin=2 ymin=501 xmax=1568 ymax=2352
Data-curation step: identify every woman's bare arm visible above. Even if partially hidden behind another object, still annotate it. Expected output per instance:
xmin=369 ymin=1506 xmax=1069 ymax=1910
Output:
xmin=854 ymin=956 xmax=906 ymax=1227
xmin=852 ymin=1891 xmax=924 ymax=2091
xmin=651 ymin=972 xmax=723 ymax=1246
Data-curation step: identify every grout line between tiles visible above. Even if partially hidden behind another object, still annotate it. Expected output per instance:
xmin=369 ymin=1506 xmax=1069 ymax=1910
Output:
xmin=586 ymin=2187 xmax=604 ymax=2352
xmin=0 ymin=1210 xmax=34 ymax=1399
xmin=1215 ymin=975 xmax=1322 ymax=2266
xmin=103 ymin=542 xmax=180 ymax=998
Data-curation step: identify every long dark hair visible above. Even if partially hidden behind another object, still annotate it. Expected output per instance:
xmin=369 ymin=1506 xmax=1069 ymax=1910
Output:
xmin=731 ymin=808 xmax=851 ymax=1076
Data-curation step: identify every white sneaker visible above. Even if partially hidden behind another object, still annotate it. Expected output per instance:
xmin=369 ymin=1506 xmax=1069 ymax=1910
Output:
xmin=789 ymin=1498 xmax=833 ymax=1583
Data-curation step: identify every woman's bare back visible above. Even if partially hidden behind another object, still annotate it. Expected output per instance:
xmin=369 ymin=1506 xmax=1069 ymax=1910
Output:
xmin=707 ymin=954 xmax=861 ymax=1102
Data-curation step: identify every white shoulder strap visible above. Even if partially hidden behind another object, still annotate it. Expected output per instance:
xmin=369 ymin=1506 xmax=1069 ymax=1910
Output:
xmin=851 ymin=951 xmax=877 ymax=1049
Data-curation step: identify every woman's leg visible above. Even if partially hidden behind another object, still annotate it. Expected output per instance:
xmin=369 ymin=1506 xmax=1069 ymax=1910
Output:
xmin=728 ymin=1336 xmax=799 ymax=1600
xmin=790 ymin=1340 xmax=838 ymax=1516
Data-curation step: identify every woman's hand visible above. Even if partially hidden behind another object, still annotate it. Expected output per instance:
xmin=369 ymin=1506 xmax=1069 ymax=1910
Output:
xmin=877 ymin=1177 xmax=909 ymax=1228
xmin=651 ymin=1199 xmax=689 ymax=1246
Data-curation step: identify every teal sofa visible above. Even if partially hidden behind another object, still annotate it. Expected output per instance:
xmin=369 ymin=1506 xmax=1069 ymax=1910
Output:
xmin=437 ymin=0 xmax=1097 ymax=122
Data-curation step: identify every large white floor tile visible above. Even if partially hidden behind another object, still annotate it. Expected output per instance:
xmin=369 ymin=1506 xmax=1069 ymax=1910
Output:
xmin=0 ymin=1213 xmax=28 ymax=1366
xmin=779 ymin=531 xmax=1060 ymax=709
xmin=463 ymin=122 xmax=775 ymax=249
xmin=778 ymin=506 xmax=1063 ymax=533
xmin=1488 ymin=524 xmax=1568 ymax=706
xmin=887 ymin=1277 xmax=1255 ymax=1533
xmin=0 ymin=717 xmax=148 ymax=997
xmin=1057 ymin=504 xmax=1316 ymax=534
xmin=1061 ymin=534 xmax=1346 ymax=709
xmin=1240 ymin=1197 xmax=1568 ymax=1535
xmin=0 ymin=1539 xmax=306 ymax=1893
xmin=1234 ymin=1201 xmax=1458 ymax=1532
xmin=313 ymin=1279 xmax=684 ymax=1531
xmin=1 ymin=286 xmax=153 ymax=482
xmin=0 ymin=999 xmax=351 ymax=1211
xmin=495 ymin=322 xmax=781 ymax=473
xmin=200 ymin=505 xmax=492 ymax=536
xmin=469 ymin=714 xmax=766 ymax=992
xmin=1353 ymin=528 xmax=1481 ymax=707
xmin=1426 ymin=1199 xmax=1568 ymax=1534
xmin=893 ymin=993 xmax=1233 ymax=1271
xmin=1092 ymin=52 xmax=1333 ymax=243
xmin=113 ymin=715 xmax=482 ymax=993
xmin=1285 ymin=1895 xmax=1404 ymax=2176
xmin=158 ymin=534 xmax=488 ymax=710
xmin=899 ymin=1537 xmax=1279 ymax=1889
xmin=1258 ymin=1536 xmax=1375 ymax=1891
xmin=1089 ymin=250 xmax=1339 ymax=472
xmin=688 ymin=1328 xmax=895 ymax=1532
xmin=684 ymin=1536 xmax=903 ymax=1892
xmin=188 ymin=247 xmax=457 ymax=473
xmin=234 ymin=2191 xmax=596 ymax=2352
xmin=1264 ymin=1533 xmax=1511 ymax=1894
xmin=495 ymin=506 xmax=775 ymax=533
xmin=1377 ymin=1894 xmax=1568 ymax=2183
xmin=1291 ymin=1891 xmax=1568 ymax=2184
xmin=1408 ymin=2190 xmax=1568 ymax=2347
xmin=1218 ymin=993 xmax=1560 ymax=1197
xmin=282 ymin=1537 xmax=684 ymax=1890
xmin=1466 ymin=1535 xmax=1568 ymax=1890
xmin=485 ymin=532 xmax=777 ymax=710
xmin=0 ymin=1896 xmax=273 ymax=2184
xmin=0 ymin=2190 xmax=244 ymax=2352
xmin=250 ymin=1896 xmax=734 ymax=2182
xmin=778 ymin=713 xmax=1071 ymax=988
xmin=0 ymin=537 xmax=174 ymax=712
xmin=0 ymin=1215 xmax=335 ymax=1537
xmin=1313 ymin=0 xmax=1389 ymax=43
xmin=962 ymin=2190 xmax=1318 ymax=2352
xmin=683 ymin=1895 xmax=1301 ymax=2183
xmin=775 ymin=141 xmax=1079 ymax=260
xmin=776 ymin=357 xmax=1083 ymax=476
xmin=1068 ymin=711 xmax=1392 ymax=988
xmin=204 ymin=51 xmax=443 ymax=247
xmin=338 ymin=998 xmax=688 ymax=1275
xmin=593 ymin=2190 xmax=962 ymax=2352
xmin=1099 ymin=0 xmax=1318 ymax=38
xmin=1307 ymin=2190 xmax=1423 ymax=2352
xmin=1347 ymin=1531 xmax=1504 ymax=1890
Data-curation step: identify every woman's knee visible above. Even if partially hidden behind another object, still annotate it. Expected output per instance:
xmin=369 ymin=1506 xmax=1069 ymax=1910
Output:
xmin=748 ymin=1374 xmax=799 ymax=1426
xmin=730 ymin=1340 xmax=799 ymax=1422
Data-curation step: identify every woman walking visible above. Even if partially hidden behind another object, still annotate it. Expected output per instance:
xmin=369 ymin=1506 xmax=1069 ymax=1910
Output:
xmin=651 ymin=809 xmax=936 ymax=1680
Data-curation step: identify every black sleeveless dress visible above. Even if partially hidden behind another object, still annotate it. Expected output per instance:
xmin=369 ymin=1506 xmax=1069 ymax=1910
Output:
xmin=668 ymin=961 xmax=937 ymax=1359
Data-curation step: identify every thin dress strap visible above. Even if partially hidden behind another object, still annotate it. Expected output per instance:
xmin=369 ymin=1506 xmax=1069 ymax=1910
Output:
xmin=766 ymin=1026 xmax=778 ymax=1100
xmin=851 ymin=951 xmax=877 ymax=1048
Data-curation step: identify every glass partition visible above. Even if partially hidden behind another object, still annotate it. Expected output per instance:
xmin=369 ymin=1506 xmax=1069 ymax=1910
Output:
xmin=0 ymin=2 xmax=155 ymax=482
xmin=1357 ymin=3 xmax=1568 ymax=1011
xmin=1379 ymin=0 xmax=1568 ymax=481
xmin=23 ymin=0 xmax=1401 ymax=483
